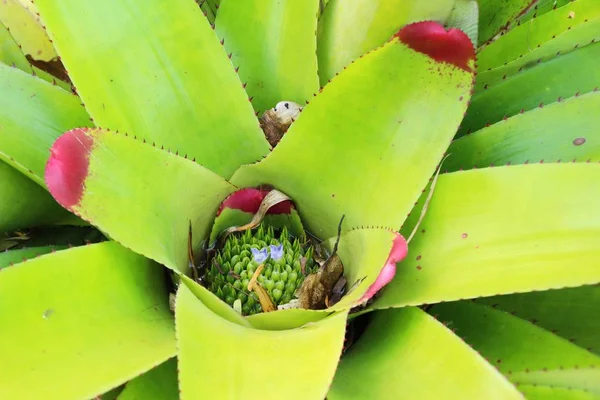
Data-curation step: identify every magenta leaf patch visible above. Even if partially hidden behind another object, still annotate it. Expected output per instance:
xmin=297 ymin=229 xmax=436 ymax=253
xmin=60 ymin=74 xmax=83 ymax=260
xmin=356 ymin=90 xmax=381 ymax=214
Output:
xmin=395 ymin=21 xmax=475 ymax=72
xmin=45 ymin=128 xmax=95 ymax=210
xmin=360 ymin=233 xmax=408 ymax=302
xmin=216 ymin=188 xmax=293 ymax=216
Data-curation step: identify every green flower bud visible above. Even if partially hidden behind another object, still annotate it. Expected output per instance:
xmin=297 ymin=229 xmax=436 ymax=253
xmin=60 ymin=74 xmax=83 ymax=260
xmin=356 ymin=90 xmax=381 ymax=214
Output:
xmin=271 ymin=269 xmax=280 ymax=282
xmin=233 ymin=262 xmax=243 ymax=274
xmin=288 ymin=271 xmax=298 ymax=284
xmin=264 ymin=279 xmax=275 ymax=291
xmin=237 ymin=293 xmax=248 ymax=303
xmin=285 ymin=282 xmax=295 ymax=294
xmin=281 ymin=292 xmax=292 ymax=305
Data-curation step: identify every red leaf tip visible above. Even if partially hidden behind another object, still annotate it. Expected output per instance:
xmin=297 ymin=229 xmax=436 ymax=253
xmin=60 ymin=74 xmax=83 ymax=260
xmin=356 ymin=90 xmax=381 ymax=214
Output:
xmin=360 ymin=233 xmax=408 ymax=303
xmin=45 ymin=128 xmax=94 ymax=210
xmin=395 ymin=21 xmax=475 ymax=72
xmin=216 ymin=188 xmax=293 ymax=216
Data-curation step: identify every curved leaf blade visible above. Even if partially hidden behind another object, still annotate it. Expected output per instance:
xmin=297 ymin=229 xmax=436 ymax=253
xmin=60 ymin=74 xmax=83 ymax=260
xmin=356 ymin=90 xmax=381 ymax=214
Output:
xmin=0 ymin=62 xmax=91 ymax=186
xmin=175 ymin=283 xmax=347 ymax=400
xmin=232 ymin=22 xmax=474 ymax=239
xmin=373 ymin=164 xmax=600 ymax=309
xmin=476 ymin=285 xmax=600 ymax=356
xmin=432 ymin=301 xmax=600 ymax=395
xmin=0 ymin=160 xmax=70 ymax=232
xmin=446 ymin=91 xmax=600 ymax=171
xmin=35 ymin=0 xmax=269 ymax=178
xmin=0 ymin=245 xmax=66 ymax=269
xmin=326 ymin=228 xmax=407 ymax=310
xmin=215 ymin=0 xmax=319 ymax=113
xmin=328 ymin=307 xmax=523 ymax=400
xmin=519 ymin=0 xmax=581 ymax=23
xmin=118 ymin=359 xmax=179 ymax=400
xmin=0 ymin=22 xmax=32 ymax=72
xmin=0 ymin=0 xmax=56 ymax=61
xmin=477 ymin=1 xmax=600 ymax=73
xmin=316 ymin=0 xmax=455 ymax=84
xmin=518 ymin=384 xmax=598 ymax=400
xmin=477 ymin=0 xmax=535 ymax=45
xmin=0 ymin=243 xmax=176 ymax=400
xmin=45 ymin=128 xmax=236 ymax=273
xmin=461 ymin=42 xmax=600 ymax=135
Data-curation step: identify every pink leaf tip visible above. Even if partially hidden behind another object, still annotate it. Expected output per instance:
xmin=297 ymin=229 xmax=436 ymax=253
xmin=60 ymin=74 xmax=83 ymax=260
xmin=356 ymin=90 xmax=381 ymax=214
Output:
xmin=45 ymin=128 xmax=94 ymax=210
xmin=216 ymin=188 xmax=293 ymax=216
xmin=360 ymin=233 xmax=408 ymax=303
xmin=395 ymin=21 xmax=475 ymax=72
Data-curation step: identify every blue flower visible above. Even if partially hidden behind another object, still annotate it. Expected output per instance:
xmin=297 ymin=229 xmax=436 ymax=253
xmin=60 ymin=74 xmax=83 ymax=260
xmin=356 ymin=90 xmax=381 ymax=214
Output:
xmin=251 ymin=247 xmax=269 ymax=263
xmin=269 ymin=244 xmax=284 ymax=261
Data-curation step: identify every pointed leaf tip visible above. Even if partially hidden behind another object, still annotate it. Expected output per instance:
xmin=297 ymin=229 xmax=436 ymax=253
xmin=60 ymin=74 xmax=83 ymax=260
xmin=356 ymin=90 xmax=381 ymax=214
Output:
xmin=395 ymin=21 xmax=475 ymax=72
xmin=45 ymin=128 xmax=94 ymax=210
xmin=216 ymin=188 xmax=293 ymax=216
xmin=360 ymin=233 xmax=408 ymax=302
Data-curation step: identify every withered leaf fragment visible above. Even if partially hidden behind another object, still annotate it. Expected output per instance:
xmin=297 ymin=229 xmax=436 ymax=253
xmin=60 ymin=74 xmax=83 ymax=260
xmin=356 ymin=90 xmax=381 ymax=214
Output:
xmin=259 ymin=101 xmax=302 ymax=147
xmin=297 ymin=254 xmax=344 ymax=309
xmin=298 ymin=215 xmax=346 ymax=309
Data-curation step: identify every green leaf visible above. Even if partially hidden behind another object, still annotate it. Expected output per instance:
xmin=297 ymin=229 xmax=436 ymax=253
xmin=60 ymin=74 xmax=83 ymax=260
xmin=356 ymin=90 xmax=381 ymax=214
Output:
xmin=328 ymin=307 xmax=522 ymax=400
xmin=199 ymin=0 xmax=220 ymax=24
xmin=99 ymin=386 xmax=124 ymax=400
xmin=432 ymin=301 xmax=600 ymax=395
xmin=519 ymin=0 xmax=577 ymax=24
xmin=215 ymin=0 xmax=319 ymax=113
xmin=0 ymin=22 xmax=32 ymax=72
xmin=245 ymin=309 xmax=330 ymax=330
xmin=326 ymin=228 xmax=405 ymax=310
xmin=35 ymin=0 xmax=269 ymax=179
xmin=518 ymin=385 xmax=598 ymax=400
xmin=461 ymin=42 xmax=600 ymax=135
xmin=0 ymin=0 xmax=57 ymax=61
xmin=475 ymin=285 xmax=600 ymax=356
xmin=5 ymin=226 xmax=104 ymax=249
xmin=0 ymin=160 xmax=71 ymax=231
xmin=372 ymin=164 xmax=600 ymax=310
xmin=446 ymin=0 xmax=479 ymax=46
xmin=232 ymin=24 xmax=474 ymax=239
xmin=477 ymin=0 xmax=535 ymax=45
xmin=0 ymin=242 xmax=176 ymax=400
xmin=316 ymin=0 xmax=455 ymax=84
xmin=0 ymin=62 xmax=91 ymax=186
xmin=0 ymin=21 xmax=70 ymax=89
xmin=446 ymin=91 xmax=600 ymax=171
xmin=175 ymin=283 xmax=347 ymax=399
xmin=118 ymin=359 xmax=179 ymax=400
xmin=477 ymin=0 xmax=600 ymax=74
xmin=196 ymin=0 xmax=216 ymax=23
xmin=45 ymin=128 xmax=236 ymax=274
xmin=0 ymin=245 xmax=65 ymax=269
xmin=181 ymin=276 xmax=251 ymax=327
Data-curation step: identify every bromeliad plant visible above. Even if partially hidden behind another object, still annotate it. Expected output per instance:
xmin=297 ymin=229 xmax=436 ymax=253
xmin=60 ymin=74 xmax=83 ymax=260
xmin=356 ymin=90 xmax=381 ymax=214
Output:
xmin=1 ymin=0 xmax=600 ymax=399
